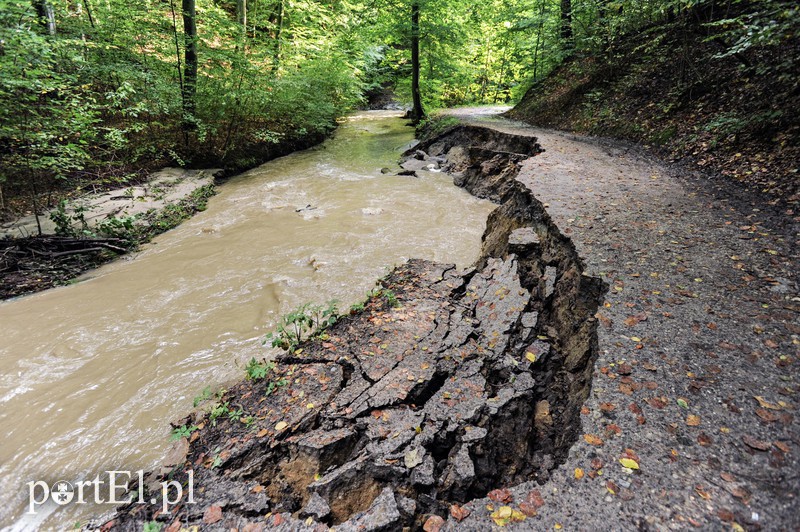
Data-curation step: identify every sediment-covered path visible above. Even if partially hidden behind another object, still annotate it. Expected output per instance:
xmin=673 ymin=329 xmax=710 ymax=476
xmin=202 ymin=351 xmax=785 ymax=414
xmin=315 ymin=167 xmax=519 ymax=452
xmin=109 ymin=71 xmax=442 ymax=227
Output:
xmin=449 ymin=110 xmax=799 ymax=530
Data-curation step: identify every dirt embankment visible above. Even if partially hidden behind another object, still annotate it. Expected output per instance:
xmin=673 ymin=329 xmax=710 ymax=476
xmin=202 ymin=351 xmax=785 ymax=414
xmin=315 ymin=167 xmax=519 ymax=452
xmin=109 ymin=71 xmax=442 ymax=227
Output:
xmin=96 ymin=126 xmax=606 ymax=530
xmin=0 ymin=168 xmax=219 ymax=300
xmin=508 ymin=22 xmax=800 ymax=211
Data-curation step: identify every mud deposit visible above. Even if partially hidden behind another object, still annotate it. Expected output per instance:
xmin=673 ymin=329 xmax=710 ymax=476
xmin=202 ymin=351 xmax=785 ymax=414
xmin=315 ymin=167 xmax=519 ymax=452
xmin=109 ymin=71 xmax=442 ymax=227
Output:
xmin=102 ymin=126 xmax=606 ymax=530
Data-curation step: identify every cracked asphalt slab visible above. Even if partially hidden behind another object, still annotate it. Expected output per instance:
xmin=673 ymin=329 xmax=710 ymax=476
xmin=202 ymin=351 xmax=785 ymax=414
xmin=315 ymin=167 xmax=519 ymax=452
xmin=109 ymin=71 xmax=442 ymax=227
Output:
xmin=440 ymin=111 xmax=799 ymax=530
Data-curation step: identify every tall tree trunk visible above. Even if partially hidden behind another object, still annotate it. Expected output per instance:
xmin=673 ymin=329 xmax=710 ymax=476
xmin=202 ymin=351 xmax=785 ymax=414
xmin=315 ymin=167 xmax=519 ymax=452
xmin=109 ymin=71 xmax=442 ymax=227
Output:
xmin=273 ymin=0 xmax=284 ymax=66
xmin=82 ymin=0 xmax=95 ymax=28
xmin=33 ymin=0 xmax=56 ymax=35
xmin=410 ymin=0 xmax=425 ymax=122
xmin=182 ymin=0 xmax=197 ymax=134
xmin=237 ymin=0 xmax=247 ymax=28
xmin=560 ymin=0 xmax=572 ymax=46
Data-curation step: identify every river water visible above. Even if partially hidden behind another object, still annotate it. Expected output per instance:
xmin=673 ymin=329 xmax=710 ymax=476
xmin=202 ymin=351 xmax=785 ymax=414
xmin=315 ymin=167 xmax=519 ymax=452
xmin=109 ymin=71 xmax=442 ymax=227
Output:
xmin=0 ymin=111 xmax=494 ymax=529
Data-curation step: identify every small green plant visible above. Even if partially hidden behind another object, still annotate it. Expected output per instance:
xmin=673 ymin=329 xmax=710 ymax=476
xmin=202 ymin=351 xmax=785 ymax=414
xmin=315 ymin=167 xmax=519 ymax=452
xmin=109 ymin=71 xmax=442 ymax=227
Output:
xmin=349 ymin=301 xmax=365 ymax=314
xmin=266 ymin=377 xmax=289 ymax=396
xmin=245 ymin=357 xmax=275 ymax=380
xmin=209 ymin=401 xmax=230 ymax=425
xmin=95 ymin=214 xmax=137 ymax=239
xmin=50 ymin=200 xmax=91 ymax=237
xmin=193 ymin=385 xmax=213 ymax=407
xmin=227 ymin=405 xmax=244 ymax=421
xmin=264 ymin=300 xmax=339 ymax=352
xmin=169 ymin=424 xmax=198 ymax=441
xmin=381 ymin=288 xmax=400 ymax=308
xmin=368 ymin=287 xmax=401 ymax=308
xmin=142 ymin=522 xmax=163 ymax=532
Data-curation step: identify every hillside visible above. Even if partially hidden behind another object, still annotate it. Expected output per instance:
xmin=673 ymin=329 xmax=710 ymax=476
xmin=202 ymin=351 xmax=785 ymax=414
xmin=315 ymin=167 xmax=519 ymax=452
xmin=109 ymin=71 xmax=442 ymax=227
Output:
xmin=508 ymin=16 xmax=799 ymax=209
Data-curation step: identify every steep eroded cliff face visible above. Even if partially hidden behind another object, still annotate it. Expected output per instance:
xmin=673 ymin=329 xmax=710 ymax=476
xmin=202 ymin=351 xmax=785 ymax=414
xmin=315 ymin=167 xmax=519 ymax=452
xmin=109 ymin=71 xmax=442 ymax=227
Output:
xmin=100 ymin=125 xmax=605 ymax=531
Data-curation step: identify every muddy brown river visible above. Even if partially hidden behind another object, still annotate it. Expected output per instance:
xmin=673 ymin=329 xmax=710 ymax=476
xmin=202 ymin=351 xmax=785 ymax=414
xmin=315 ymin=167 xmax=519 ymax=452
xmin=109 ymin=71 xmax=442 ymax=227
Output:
xmin=0 ymin=111 xmax=494 ymax=529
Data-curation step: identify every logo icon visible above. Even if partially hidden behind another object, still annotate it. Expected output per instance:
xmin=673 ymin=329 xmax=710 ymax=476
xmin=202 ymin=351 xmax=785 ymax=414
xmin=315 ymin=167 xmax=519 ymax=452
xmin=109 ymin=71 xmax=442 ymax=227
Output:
xmin=51 ymin=481 xmax=74 ymax=505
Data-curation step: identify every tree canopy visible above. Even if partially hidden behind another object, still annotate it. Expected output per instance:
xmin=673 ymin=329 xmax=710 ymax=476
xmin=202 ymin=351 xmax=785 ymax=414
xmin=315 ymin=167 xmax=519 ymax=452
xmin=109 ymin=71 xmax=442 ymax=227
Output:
xmin=0 ymin=0 xmax=794 ymax=216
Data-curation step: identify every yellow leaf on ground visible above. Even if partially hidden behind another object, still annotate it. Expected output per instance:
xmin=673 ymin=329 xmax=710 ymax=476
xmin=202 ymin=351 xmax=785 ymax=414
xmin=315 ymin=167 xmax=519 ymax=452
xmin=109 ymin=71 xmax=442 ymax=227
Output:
xmin=525 ymin=352 xmax=537 ymax=363
xmin=619 ymin=458 xmax=639 ymax=470
xmin=584 ymin=434 xmax=604 ymax=446
xmin=274 ymin=421 xmax=288 ymax=431
xmin=686 ymin=414 xmax=701 ymax=426
xmin=754 ymin=396 xmax=782 ymax=410
xmin=574 ymin=468 xmax=584 ymax=479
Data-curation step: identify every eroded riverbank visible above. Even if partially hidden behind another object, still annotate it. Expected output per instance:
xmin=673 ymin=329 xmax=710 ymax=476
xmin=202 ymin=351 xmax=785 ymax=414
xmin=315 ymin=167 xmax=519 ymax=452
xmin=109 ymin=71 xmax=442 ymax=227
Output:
xmin=100 ymin=125 xmax=606 ymax=530
xmin=0 ymin=111 xmax=496 ymax=530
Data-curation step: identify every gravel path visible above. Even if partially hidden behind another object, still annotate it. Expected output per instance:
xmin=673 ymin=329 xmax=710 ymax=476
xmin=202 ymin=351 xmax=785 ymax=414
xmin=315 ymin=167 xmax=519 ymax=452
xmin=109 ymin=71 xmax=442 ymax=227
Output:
xmin=445 ymin=110 xmax=800 ymax=530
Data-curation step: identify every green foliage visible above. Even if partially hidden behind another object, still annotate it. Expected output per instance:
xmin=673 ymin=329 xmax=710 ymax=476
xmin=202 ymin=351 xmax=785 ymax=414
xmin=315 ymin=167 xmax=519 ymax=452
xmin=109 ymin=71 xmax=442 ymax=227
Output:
xmin=367 ymin=287 xmax=401 ymax=308
xmin=169 ymin=424 xmax=198 ymax=441
xmin=705 ymin=0 xmax=799 ymax=58
xmin=142 ymin=522 xmax=163 ymax=532
xmin=264 ymin=300 xmax=339 ymax=352
xmin=245 ymin=358 xmax=276 ymax=380
xmin=193 ymin=386 xmax=213 ymax=407
xmin=265 ymin=377 xmax=289 ymax=397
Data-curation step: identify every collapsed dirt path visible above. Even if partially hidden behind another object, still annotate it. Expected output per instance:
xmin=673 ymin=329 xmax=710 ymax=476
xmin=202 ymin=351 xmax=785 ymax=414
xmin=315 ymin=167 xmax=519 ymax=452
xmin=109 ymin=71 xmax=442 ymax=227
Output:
xmin=98 ymin=111 xmax=798 ymax=531
xmin=445 ymin=110 xmax=800 ymax=529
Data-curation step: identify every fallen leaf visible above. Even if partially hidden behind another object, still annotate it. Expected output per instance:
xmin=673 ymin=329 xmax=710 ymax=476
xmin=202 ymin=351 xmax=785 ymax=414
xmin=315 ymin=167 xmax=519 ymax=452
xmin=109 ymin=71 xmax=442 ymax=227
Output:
xmin=423 ymin=515 xmax=445 ymax=532
xmin=619 ymin=458 xmax=639 ymax=470
xmin=599 ymin=402 xmax=616 ymax=412
xmin=742 ymin=435 xmax=771 ymax=451
xmin=584 ymin=434 xmax=604 ymax=446
xmin=606 ymin=481 xmax=618 ymax=495
xmin=697 ymin=433 xmax=713 ymax=446
xmin=755 ymin=408 xmax=778 ymax=422
xmin=490 ymin=505 xmax=526 ymax=526
xmin=731 ymin=485 xmax=751 ymax=504
xmin=274 ymin=421 xmax=288 ymax=432
xmin=623 ymin=312 xmax=648 ymax=327
xmin=647 ymin=397 xmax=668 ymax=409
xmin=720 ymin=472 xmax=736 ymax=482
xmin=574 ymin=468 xmax=584 ymax=479
xmin=694 ymin=485 xmax=711 ymax=500
xmin=525 ymin=351 xmax=537 ymax=363
xmin=753 ymin=396 xmax=782 ymax=410
xmin=203 ymin=505 xmax=223 ymax=525
xmin=677 ymin=398 xmax=689 ymax=409
xmin=618 ymin=363 xmax=633 ymax=375
xmin=488 ymin=488 xmax=513 ymax=503
xmin=686 ymin=414 xmax=701 ymax=426
xmin=774 ymin=441 xmax=790 ymax=453
xmin=524 ymin=489 xmax=544 ymax=509
xmin=449 ymin=504 xmax=471 ymax=521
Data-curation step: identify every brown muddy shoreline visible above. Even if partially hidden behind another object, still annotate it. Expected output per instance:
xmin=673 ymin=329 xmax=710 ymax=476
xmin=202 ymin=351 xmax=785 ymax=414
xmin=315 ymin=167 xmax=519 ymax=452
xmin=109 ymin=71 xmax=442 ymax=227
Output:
xmin=0 ymin=132 xmax=328 ymax=301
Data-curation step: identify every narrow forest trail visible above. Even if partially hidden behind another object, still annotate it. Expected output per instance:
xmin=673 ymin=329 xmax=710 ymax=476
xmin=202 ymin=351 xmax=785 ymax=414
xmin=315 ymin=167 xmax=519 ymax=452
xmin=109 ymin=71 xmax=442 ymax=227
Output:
xmin=444 ymin=109 xmax=799 ymax=529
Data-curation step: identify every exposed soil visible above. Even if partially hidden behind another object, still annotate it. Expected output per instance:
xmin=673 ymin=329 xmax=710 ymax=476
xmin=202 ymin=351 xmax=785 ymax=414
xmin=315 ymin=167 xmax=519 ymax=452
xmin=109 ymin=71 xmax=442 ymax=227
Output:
xmin=95 ymin=125 xmax=608 ymax=531
xmin=95 ymin=109 xmax=798 ymax=530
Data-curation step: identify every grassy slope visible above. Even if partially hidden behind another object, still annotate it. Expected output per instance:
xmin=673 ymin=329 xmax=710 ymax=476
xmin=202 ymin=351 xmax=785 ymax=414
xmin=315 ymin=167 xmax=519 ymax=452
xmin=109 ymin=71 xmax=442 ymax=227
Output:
xmin=508 ymin=22 xmax=799 ymax=208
